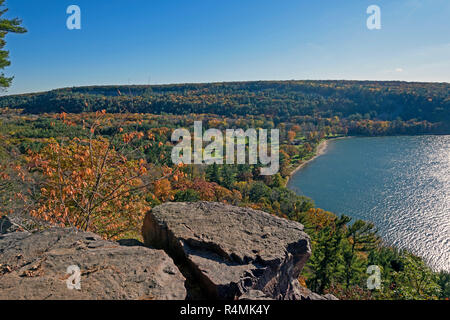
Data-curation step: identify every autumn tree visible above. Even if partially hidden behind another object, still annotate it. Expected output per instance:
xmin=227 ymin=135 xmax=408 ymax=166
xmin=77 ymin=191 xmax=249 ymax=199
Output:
xmin=287 ymin=130 xmax=296 ymax=143
xmin=153 ymin=178 xmax=173 ymax=202
xmin=22 ymin=111 xmax=179 ymax=239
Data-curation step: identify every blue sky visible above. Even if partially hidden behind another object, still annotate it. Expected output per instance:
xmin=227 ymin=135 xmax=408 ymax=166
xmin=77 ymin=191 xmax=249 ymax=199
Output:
xmin=3 ymin=0 xmax=450 ymax=95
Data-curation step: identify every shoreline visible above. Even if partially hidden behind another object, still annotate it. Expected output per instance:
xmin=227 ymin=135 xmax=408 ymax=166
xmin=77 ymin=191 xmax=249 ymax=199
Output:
xmin=285 ymin=136 xmax=349 ymax=186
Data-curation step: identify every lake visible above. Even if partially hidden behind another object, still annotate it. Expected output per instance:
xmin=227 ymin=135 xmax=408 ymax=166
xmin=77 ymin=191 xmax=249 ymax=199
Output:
xmin=287 ymin=135 xmax=450 ymax=272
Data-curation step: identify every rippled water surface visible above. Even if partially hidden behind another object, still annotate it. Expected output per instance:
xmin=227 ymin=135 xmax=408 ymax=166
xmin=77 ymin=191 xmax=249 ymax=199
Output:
xmin=288 ymin=135 xmax=449 ymax=271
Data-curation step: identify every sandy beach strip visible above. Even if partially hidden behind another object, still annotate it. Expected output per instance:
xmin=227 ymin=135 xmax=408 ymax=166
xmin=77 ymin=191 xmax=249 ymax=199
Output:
xmin=285 ymin=136 xmax=350 ymax=186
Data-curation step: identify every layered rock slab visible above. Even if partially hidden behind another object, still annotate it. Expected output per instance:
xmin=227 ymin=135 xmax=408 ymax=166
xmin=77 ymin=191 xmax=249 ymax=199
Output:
xmin=142 ymin=202 xmax=311 ymax=299
xmin=0 ymin=227 xmax=186 ymax=300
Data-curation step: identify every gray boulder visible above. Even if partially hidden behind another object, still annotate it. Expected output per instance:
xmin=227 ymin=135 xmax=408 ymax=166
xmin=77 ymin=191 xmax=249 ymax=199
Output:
xmin=0 ymin=228 xmax=186 ymax=300
xmin=142 ymin=201 xmax=312 ymax=300
xmin=283 ymin=280 xmax=331 ymax=300
xmin=238 ymin=290 xmax=273 ymax=300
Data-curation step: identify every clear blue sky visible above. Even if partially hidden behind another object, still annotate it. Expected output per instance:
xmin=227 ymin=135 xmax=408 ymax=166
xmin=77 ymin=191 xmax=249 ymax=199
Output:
xmin=3 ymin=0 xmax=450 ymax=95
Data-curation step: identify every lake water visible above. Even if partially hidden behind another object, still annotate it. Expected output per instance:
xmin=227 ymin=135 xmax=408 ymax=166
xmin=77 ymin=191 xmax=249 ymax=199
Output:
xmin=287 ymin=135 xmax=450 ymax=272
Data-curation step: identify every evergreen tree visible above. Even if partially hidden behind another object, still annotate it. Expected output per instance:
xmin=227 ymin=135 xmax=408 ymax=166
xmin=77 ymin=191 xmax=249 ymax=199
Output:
xmin=249 ymin=181 xmax=271 ymax=203
xmin=174 ymin=189 xmax=200 ymax=202
xmin=0 ymin=0 xmax=27 ymax=89
xmin=437 ymin=271 xmax=450 ymax=299
xmin=206 ymin=162 xmax=221 ymax=184
xmin=343 ymin=220 xmax=379 ymax=288
xmin=271 ymin=173 xmax=284 ymax=188
xmin=236 ymin=164 xmax=252 ymax=181
xmin=307 ymin=215 xmax=351 ymax=293
xmin=221 ymin=165 xmax=236 ymax=189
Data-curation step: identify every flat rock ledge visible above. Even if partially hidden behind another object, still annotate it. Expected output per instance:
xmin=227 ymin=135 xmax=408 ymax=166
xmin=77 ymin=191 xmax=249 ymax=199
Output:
xmin=0 ymin=227 xmax=186 ymax=300
xmin=142 ymin=202 xmax=321 ymax=300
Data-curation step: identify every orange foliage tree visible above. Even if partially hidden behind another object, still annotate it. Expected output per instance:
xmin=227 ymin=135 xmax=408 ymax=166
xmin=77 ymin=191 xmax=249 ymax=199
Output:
xmin=302 ymin=208 xmax=337 ymax=233
xmin=173 ymin=178 xmax=241 ymax=204
xmin=20 ymin=111 xmax=179 ymax=239
xmin=287 ymin=130 xmax=296 ymax=143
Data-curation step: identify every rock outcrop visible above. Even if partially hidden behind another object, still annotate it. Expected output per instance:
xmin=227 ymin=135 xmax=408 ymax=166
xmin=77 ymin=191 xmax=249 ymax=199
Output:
xmin=142 ymin=202 xmax=317 ymax=300
xmin=1 ymin=202 xmax=336 ymax=300
xmin=0 ymin=227 xmax=186 ymax=300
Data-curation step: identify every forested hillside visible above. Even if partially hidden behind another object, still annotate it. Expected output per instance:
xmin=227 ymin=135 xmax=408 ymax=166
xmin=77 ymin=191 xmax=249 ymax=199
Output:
xmin=1 ymin=110 xmax=449 ymax=299
xmin=1 ymin=80 xmax=449 ymax=300
xmin=1 ymin=81 xmax=449 ymax=126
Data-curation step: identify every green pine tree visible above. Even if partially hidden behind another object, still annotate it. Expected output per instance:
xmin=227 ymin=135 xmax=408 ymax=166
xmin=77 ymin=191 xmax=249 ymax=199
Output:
xmin=221 ymin=165 xmax=236 ymax=189
xmin=306 ymin=215 xmax=351 ymax=293
xmin=0 ymin=0 xmax=27 ymax=89
xmin=206 ymin=162 xmax=221 ymax=184
xmin=343 ymin=220 xmax=379 ymax=288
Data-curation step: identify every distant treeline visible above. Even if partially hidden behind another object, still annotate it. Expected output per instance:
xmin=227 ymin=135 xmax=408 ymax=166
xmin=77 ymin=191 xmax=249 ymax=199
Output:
xmin=1 ymin=81 xmax=449 ymax=126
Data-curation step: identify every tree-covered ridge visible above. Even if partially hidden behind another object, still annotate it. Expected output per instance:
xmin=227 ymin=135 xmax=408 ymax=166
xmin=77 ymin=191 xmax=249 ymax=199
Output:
xmin=1 ymin=80 xmax=449 ymax=125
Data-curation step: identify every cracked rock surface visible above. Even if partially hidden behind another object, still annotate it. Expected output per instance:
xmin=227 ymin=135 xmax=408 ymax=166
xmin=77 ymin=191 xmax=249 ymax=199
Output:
xmin=142 ymin=202 xmax=313 ymax=300
xmin=0 ymin=227 xmax=186 ymax=300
